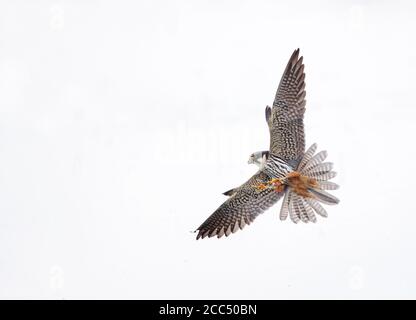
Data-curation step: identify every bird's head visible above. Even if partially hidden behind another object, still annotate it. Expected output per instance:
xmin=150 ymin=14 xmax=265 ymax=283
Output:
xmin=248 ymin=153 xmax=256 ymax=164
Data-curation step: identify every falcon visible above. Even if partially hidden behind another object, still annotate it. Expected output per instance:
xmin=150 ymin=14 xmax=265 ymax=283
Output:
xmin=195 ymin=49 xmax=339 ymax=239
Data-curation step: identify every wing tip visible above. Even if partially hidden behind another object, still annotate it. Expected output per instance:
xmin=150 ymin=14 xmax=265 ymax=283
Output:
xmin=195 ymin=230 xmax=201 ymax=240
xmin=265 ymin=105 xmax=272 ymax=124
xmin=291 ymin=48 xmax=301 ymax=62
xmin=222 ymin=188 xmax=235 ymax=196
xmin=195 ymin=221 xmax=246 ymax=240
xmin=289 ymin=48 xmax=300 ymax=65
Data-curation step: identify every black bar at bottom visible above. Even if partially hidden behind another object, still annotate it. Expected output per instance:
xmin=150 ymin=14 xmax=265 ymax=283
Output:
xmin=0 ymin=300 xmax=412 ymax=318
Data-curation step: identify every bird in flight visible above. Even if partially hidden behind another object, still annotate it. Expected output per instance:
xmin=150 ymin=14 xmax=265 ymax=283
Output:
xmin=195 ymin=49 xmax=339 ymax=240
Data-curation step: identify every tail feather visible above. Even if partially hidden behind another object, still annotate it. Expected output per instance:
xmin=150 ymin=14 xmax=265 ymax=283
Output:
xmin=318 ymin=181 xmax=339 ymax=190
xmin=300 ymin=196 xmax=317 ymax=222
xmin=303 ymin=150 xmax=327 ymax=171
xmin=305 ymin=162 xmax=333 ymax=175
xmin=311 ymin=171 xmax=337 ymax=181
xmin=309 ymin=188 xmax=340 ymax=205
xmin=293 ymin=193 xmax=309 ymax=223
xmin=279 ymin=143 xmax=339 ymax=223
xmin=298 ymin=143 xmax=317 ymax=170
xmin=279 ymin=191 xmax=290 ymax=221
xmin=306 ymin=198 xmax=328 ymax=217
xmin=288 ymin=192 xmax=300 ymax=223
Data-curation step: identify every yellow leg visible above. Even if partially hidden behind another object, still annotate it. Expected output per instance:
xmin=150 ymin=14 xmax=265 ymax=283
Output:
xmin=256 ymin=178 xmax=284 ymax=191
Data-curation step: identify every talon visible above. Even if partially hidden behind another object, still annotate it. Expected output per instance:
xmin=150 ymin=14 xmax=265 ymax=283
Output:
xmin=271 ymin=178 xmax=284 ymax=186
xmin=275 ymin=184 xmax=285 ymax=192
xmin=286 ymin=171 xmax=301 ymax=179
xmin=257 ymin=177 xmax=285 ymax=192
xmin=267 ymin=178 xmax=281 ymax=185
xmin=256 ymin=183 xmax=268 ymax=190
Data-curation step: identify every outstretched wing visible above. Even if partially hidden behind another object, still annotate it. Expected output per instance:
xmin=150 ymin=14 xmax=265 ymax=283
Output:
xmin=266 ymin=48 xmax=306 ymax=165
xmin=196 ymin=170 xmax=284 ymax=239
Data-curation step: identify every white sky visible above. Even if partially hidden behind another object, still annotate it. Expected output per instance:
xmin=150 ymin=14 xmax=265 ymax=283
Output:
xmin=1 ymin=0 xmax=415 ymax=299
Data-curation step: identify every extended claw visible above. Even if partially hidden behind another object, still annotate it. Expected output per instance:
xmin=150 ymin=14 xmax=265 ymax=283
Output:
xmin=274 ymin=184 xmax=285 ymax=192
xmin=269 ymin=178 xmax=282 ymax=185
xmin=270 ymin=178 xmax=285 ymax=192
xmin=256 ymin=177 xmax=285 ymax=192
xmin=256 ymin=183 xmax=268 ymax=191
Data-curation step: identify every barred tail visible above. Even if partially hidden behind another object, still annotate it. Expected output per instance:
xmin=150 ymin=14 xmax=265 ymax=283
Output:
xmin=279 ymin=143 xmax=339 ymax=223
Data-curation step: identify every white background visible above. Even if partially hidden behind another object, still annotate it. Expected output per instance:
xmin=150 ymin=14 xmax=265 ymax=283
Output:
xmin=1 ymin=0 xmax=415 ymax=299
